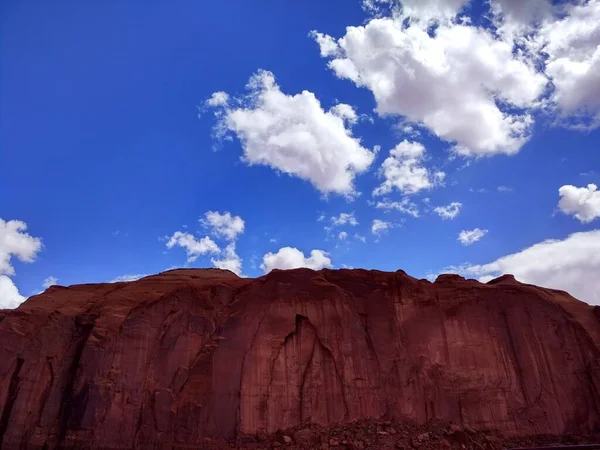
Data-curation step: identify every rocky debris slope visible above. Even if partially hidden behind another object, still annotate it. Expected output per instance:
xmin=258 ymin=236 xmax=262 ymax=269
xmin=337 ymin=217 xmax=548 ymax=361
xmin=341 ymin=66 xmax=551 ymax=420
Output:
xmin=0 ymin=268 xmax=599 ymax=450
xmin=205 ymin=418 xmax=600 ymax=450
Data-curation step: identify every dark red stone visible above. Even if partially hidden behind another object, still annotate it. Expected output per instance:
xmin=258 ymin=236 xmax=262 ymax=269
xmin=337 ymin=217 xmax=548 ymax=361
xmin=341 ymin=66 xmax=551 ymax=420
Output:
xmin=0 ymin=268 xmax=599 ymax=450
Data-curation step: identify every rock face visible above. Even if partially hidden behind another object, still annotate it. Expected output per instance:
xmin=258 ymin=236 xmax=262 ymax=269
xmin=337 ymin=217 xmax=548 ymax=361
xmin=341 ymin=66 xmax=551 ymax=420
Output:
xmin=0 ymin=268 xmax=599 ymax=449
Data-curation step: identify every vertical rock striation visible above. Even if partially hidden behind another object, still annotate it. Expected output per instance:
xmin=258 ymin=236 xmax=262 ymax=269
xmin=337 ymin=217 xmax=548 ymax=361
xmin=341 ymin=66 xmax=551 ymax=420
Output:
xmin=0 ymin=268 xmax=598 ymax=449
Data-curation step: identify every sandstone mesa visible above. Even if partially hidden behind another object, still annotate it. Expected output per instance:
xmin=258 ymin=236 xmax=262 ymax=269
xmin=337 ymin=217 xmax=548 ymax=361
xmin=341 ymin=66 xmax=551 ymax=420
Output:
xmin=0 ymin=268 xmax=599 ymax=449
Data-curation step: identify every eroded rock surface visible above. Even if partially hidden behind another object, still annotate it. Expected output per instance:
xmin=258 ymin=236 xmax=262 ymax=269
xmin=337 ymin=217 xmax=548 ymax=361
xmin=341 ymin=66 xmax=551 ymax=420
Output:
xmin=0 ymin=268 xmax=599 ymax=449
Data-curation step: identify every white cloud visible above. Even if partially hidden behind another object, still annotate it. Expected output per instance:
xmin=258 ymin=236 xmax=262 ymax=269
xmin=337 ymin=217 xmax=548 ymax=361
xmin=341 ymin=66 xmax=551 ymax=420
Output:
xmin=538 ymin=1 xmax=600 ymax=128
xmin=202 ymin=211 xmax=245 ymax=241
xmin=400 ymin=0 xmax=471 ymax=23
xmin=558 ymin=183 xmax=600 ymax=223
xmin=330 ymin=103 xmax=359 ymax=125
xmin=331 ymin=212 xmax=359 ymax=226
xmin=452 ymin=230 xmax=600 ymax=305
xmin=399 ymin=123 xmax=421 ymax=138
xmin=111 ymin=274 xmax=147 ymax=283
xmin=0 ymin=275 xmax=25 ymax=309
xmin=208 ymin=70 xmax=376 ymax=196
xmin=490 ymin=0 xmax=554 ymax=36
xmin=211 ymin=242 xmax=243 ymax=275
xmin=338 ymin=231 xmax=348 ymax=240
xmin=375 ymin=198 xmax=419 ymax=217
xmin=497 ymin=185 xmax=513 ymax=192
xmin=458 ymin=228 xmax=488 ymax=245
xmin=43 ymin=276 xmax=58 ymax=289
xmin=362 ymin=0 xmax=470 ymax=22
xmin=310 ymin=31 xmax=341 ymax=57
xmin=0 ymin=218 xmax=43 ymax=309
xmin=372 ymin=219 xmax=392 ymax=235
xmin=166 ymin=232 xmax=220 ymax=263
xmin=434 ymin=201 xmax=463 ymax=220
xmin=469 ymin=187 xmax=488 ymax=194
xmin=206 ymin=91 xmax=230 ymax=107
xmin=354 ymin=233 xmax=367 ymax=243
xmin=360 ymin=0 xmax=391 ymax=14
xmin=325 ymin=0 xmax=600 ymax=138
xmin=261 ymin=247 xmax=332 ymax=273
xmin=0 ymin=219 xmax=43 ymax=276
xmin=313 ymin=15 xmax=547 ymax=156
xmin=168 ymin=210 xmax=246 ymax=274
xmin=373 ymin=141 xmax=445 ymax=196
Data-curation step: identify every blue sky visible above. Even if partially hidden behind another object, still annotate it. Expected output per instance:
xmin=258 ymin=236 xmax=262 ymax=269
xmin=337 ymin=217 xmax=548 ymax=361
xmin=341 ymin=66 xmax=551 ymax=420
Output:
xmin=1 ymin=0 xmax=600 ymax=307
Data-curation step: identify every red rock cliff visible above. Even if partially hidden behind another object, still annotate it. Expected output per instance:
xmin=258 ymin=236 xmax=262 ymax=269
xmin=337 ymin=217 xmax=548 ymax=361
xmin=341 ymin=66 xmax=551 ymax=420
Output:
xmin=0 ymin=268 xmax=599 ymax=449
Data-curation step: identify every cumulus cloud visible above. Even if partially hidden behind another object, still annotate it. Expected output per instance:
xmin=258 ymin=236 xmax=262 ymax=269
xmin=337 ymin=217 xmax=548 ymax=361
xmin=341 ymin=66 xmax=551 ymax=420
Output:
xmin=0 ymin=219 xmax=43 ymax=276
xmin=538 ymin=0 xmax=600 ymax=128
xmin=338 ymin=231 xmax=348 ymax=241
xmin=330 ymin=103 xmax=359 ymax=124
xmin=372 ymin=219 xmax=392 ymax=235
xmin=373 ymin=141 xmax=445 ymax=196
xmin=361 ymin=0 xmax=394 ymax=15
xmin=361 ymin=0 xmax=470 ymax=21
xmin=207 ymin=70 xmax=376 ymax=196
xmin=458 ymin=228 xmax=488 ymax=245
xmin=0 ymin=275 xmax=25 ymax=309
xmin=166 ymin=232 xmax=220 ymax=263
xmin=558 ymin=183 xmax=600 ymax=223
xmin=490 ymin=0 xmax=554 ymax=37
xmin=311 ymin=31 xmax=341 ymax=57
xmin=399 ymin=0 xmax=471 ymax=23
xmin=0 ymin=218 xmax=43 ymax=309
xmin=168 ymin=210 xmax=246 ymax=273
xmin=211 ymin=242 xmax=243 ymax=275
xmin=374 ymin=198 xmax=419 ymax=217
xmin=354 ymin=233 xmax=367 ymax=243
xmin=448 ymin=230 xmax=600 ymax=305
xmin=322 ymin=0 xmax=600 ymax=140
xmin=434 ymin=202 xmax=463 ymax=219
xmin=43 ymin=276 xmax=58 ymax=289
xmin=111 ymin=274 xmax=147 ymax=283
xmin=312 ymin=14 xmax=546 ymax=156
xmin=261 ymin=247 xmax=332 ymax=273
xmin=331 ymin=212 xmax=359 ymax=226
xmin=202 ymin=211 xmax=245 ymax=241
xmin=206 ymin=91 xmax=230 ymax=107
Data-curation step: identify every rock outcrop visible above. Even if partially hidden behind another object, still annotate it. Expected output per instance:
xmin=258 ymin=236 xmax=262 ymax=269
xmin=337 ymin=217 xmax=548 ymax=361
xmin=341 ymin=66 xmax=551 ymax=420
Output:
xmin=0 ymin=268 xmax=599 ymax=449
